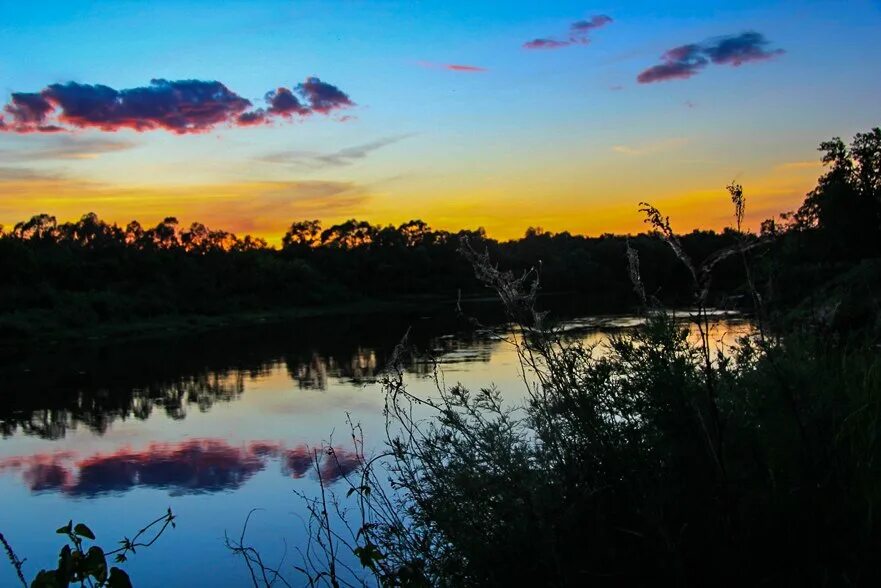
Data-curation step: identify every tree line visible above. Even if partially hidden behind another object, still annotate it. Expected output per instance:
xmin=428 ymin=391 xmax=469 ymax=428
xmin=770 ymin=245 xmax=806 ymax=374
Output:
xmin=1 ymin=128 xmax=879 ymax=343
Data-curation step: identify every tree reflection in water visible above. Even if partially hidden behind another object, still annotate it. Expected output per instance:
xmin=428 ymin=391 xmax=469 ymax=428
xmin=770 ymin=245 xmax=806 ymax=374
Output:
xmin=1 ymin=311 xmax=489 ymax=439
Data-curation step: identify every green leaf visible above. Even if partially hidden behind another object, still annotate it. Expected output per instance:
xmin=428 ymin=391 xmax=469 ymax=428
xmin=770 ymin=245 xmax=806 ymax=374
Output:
xmin=107 ymin=567 xmax=133 ymax=588
xmin=74 ymin=523 xmax=96 ymax=540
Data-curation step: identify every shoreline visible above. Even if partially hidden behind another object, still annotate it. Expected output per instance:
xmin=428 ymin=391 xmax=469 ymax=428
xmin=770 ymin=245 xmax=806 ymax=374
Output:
xmin=0 ymin=297 xmax=455 ymax=352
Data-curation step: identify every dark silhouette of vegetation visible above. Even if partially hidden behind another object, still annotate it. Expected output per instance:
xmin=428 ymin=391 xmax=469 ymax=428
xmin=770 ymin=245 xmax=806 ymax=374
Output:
xmin=2 ymin=510 xmax=175 ymax=588
xmin=2 ymin=128 xmax=878 ymax=347
xmin=0 ymin=310 xmax=481 ymax=440
xmin=1 ymin=209 xmax=754 ymax=346
xmin=250 ymin=128 xmax=881 ymax=586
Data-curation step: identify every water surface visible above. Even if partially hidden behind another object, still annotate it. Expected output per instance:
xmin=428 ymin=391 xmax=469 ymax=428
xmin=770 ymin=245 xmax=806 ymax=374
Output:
xmin=0 ymin=309 xmax=750 ymax=586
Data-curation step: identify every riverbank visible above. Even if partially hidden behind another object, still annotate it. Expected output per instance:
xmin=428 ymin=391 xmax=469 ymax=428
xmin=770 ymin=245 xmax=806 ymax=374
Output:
xmin=0 ymin=297 xmax=455 ymax=351
xmin=0 ymin=287 xmax=630 ymax=354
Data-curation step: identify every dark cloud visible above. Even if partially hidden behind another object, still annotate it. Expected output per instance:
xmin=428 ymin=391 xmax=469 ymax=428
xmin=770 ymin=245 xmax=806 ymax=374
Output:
xmin=236 ymin=110 xmax=268 ymax=126
xmin=4 ymin=92 xmax=54 ymax=124
xmin=43 ymin=79 xmax=252 ymax=133
xmin=638 ymin=32 xmax=783 ymax=84
xmin=1 ymin=77 xmax=354 ymax=134
xmin=523 ymin=38 xmax=572 ymax=50
xmin=570 ymin=15 xmax=613 ymax=33
xmin=524 ymin=14 xmax=612 ymax=50
xmin=703 ymin=31 xmax=785 ymax=66
xmin=637 ymin=44 xmax=708 ymax=83
xmin=266 ymin=87 xmax=309 ymax=117
xmin=295 ymin=77 xmax=354 ymax=114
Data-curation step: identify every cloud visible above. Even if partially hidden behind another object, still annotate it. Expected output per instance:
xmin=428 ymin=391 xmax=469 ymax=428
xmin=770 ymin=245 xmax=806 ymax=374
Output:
xmin=523 ymin=38 xmax=573 ymax=50
xmin=5 ymin=92 xmax=54 ymax=124
xmin=0 ymin=136 xmax=135 ymax=160
xmin=524 ymin=14 xmax=612 ymax=50
xmin=611 ymin=137 xmax=690 ymax=156
xmin=417 ymin=61 xmax=487 ymax=72
xmin=1 ymin=77 xmax=354 ymax=134
xmin=570 ymin=15 xmax=613 ymax=33
xmin=637 ymin=44 xmax=708 ymax=83
xmin=703 ymin=31 xmax=785 ymax=66
xmin=0 ymin=166 xmax=68 ymax=181
xmin=445 ymin=64 xmax=487 ymax=72
xmin=260 ymin=134 xmax=414 ymax=169
xmin=295 ymin=77 xmax=354 ymax=114
xmin=637 ymin=32 xmax=783 ymax=84
xmin=0 ymin=166 xmax=373 ymax=239
xmin=266 ymin=87 xmax=310 ymax=117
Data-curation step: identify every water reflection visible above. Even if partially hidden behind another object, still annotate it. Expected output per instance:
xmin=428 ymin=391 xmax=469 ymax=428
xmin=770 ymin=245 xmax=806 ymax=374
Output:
xmin=1 ymin=373 xmax=245 ymax=439
xmin=0 ymin=439 xmax=360 ymax=497
xmin=0 ymin=311 xmax=749 ymax=441
xmin=0 ymin=310 xmax=753 ymax=588
xmin=1 ymin=312 xmax=475 ymax=439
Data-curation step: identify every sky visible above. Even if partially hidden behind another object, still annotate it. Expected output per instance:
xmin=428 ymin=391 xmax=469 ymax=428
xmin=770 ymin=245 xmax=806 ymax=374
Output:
xmin=1 ymin=0 xmax=879 ymax=242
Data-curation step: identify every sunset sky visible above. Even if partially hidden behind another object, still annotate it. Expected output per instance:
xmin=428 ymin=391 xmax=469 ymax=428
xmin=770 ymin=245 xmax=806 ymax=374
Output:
xmin=1 ymin=0 xmax=879 ymax=242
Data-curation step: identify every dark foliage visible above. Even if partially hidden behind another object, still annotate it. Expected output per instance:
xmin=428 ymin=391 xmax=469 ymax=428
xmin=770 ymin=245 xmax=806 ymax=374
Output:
xmin=277 ymin=127 xmax=881 ymax=587
xmin=0 ymin=213 xmax=752 ymax=344
xmin=2 ymin=510 xmax=175 ymax=588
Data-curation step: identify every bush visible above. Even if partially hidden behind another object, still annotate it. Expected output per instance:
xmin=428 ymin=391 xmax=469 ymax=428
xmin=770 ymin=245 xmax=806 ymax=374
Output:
xmin=282 ymin=191 xmax=881 ymax=587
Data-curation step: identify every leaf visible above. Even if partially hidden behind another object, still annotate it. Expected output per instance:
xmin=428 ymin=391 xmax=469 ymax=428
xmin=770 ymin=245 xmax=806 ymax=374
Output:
xmin=85 ymin=546 xmax=108 ymax=583
xmin=55 ymin=521 xmax=72 ymax=535
xmin=56 ymin=544 xmax=72 ymax=576
xmin=356 ymin=522 xmax=379 ymax=540
xmin=30 ymin=571 xmax=56 ymax=588
xmin=30 ymin=569 xmax=61 ymax=588
xmin=74 ymin=523 xmax=96 ymax=540
xmin=347 ymin=485 xmax=371 ymax=498
xmin=107 ymin=567 xmax=133 ymax=588
xmin=354 ymin=543 xmax=385 ymax=571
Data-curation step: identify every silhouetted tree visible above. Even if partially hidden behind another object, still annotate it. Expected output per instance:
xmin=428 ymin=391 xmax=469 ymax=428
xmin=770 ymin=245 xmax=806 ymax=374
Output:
xmin=797 ymin=128 xmax=881 ymax=257
xmin=282 ymin=220 xmax=322 ymax=250
xmin=14 ymin=214 xmax=58 ymax=241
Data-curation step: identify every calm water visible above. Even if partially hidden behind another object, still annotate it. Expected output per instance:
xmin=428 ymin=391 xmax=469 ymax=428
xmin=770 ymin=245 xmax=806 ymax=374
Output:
xmin=0 ymin=309 xmax=750 ymax=586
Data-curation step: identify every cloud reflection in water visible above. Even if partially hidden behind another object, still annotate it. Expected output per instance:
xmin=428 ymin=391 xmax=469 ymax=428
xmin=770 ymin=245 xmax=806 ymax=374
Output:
xmin=0 ymin=438 xmax=359 ymax=497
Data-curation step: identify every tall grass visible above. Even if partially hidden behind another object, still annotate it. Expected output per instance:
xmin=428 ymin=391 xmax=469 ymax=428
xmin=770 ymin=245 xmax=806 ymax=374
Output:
xmin=245 ymin=192 xmax=881 ymax=587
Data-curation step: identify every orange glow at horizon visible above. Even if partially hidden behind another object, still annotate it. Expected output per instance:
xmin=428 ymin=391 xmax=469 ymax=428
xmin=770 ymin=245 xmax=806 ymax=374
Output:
xmin=0 ymin=162 xmax=822 ymax=244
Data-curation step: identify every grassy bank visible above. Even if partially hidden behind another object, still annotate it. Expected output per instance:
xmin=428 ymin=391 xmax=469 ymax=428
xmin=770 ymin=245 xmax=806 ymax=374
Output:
xmin=0 ymin=296 xmax=451 ymax=350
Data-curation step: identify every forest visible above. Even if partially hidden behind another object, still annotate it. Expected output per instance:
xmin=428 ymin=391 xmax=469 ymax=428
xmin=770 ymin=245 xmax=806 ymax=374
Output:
xmin=7 ymin=131 xmax=880 ymax=344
